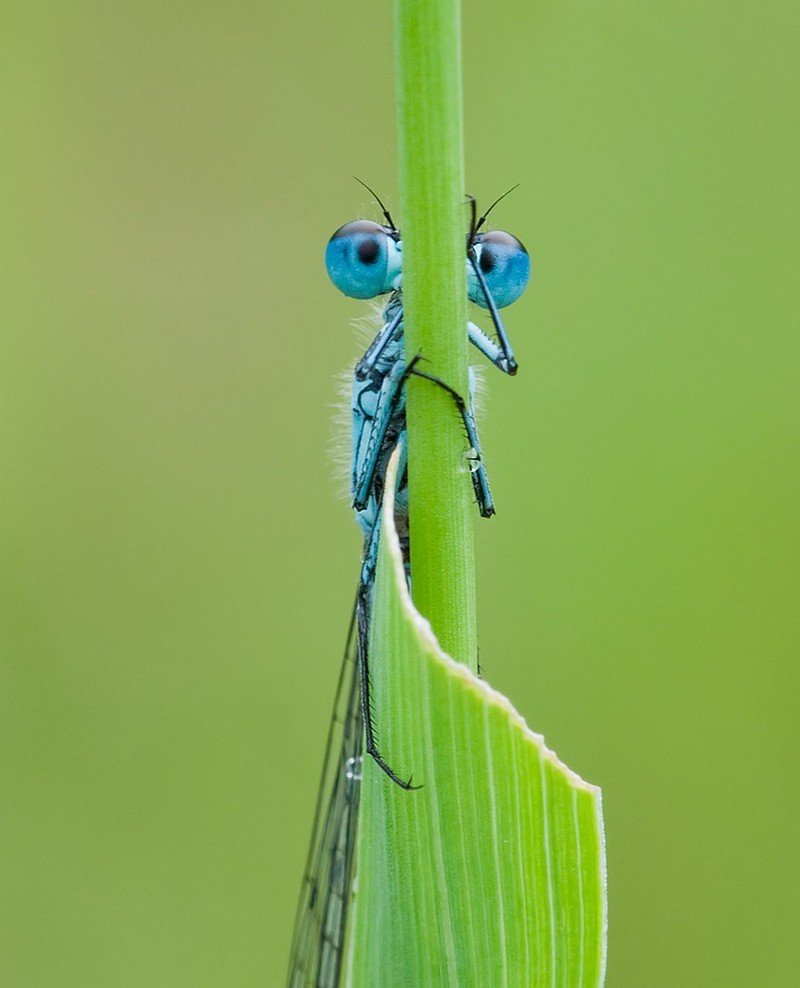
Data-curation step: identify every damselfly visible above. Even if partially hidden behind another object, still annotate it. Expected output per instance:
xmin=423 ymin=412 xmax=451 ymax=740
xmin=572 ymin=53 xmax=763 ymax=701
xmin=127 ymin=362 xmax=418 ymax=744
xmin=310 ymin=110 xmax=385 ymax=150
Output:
xmin=287 ymin=187 xmax=531 ymax=988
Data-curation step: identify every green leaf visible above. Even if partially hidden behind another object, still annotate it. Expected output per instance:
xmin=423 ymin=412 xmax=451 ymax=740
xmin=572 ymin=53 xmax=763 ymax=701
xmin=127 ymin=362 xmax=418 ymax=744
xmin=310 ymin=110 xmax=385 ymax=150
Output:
xmin=347 ymin=451 xmax=607 ymax=986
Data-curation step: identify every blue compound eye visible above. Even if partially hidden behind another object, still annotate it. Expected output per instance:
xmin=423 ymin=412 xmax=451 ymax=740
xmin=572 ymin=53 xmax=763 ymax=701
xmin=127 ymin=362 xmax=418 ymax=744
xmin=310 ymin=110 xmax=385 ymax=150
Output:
xmin=467 ymin=230 xmax=530 ymax=309
xmin=325 ymin=220 xmax=402 ymax=299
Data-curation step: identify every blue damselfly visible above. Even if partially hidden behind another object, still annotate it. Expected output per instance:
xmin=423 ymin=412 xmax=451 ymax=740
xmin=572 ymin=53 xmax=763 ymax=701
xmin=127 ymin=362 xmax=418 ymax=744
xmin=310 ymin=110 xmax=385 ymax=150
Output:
xmin=287 ymin=187 xmax=530 ymax=987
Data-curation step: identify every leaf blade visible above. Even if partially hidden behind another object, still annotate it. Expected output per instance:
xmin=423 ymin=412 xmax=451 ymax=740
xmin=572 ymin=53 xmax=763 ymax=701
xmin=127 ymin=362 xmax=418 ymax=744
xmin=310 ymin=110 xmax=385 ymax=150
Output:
xmin=348 ymin=452 xmax=607 ymax=986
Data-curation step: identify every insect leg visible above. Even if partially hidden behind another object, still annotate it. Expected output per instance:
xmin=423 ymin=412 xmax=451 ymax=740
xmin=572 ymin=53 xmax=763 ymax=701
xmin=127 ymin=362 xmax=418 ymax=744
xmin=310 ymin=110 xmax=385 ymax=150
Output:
xmin=357 ymin=509 xmax=419 ymax=791
xmin=355 ymin=305 xmax=403 ymax=380
xmin=468 ymin=320 xmax=516 ymax=376
xmin=468 ymin=250 xmax=518 ymax=375
xmin=407 ymin=365 xmax=496 ymax=518
xmin=352 ymin=356 xmax=407 ymax=512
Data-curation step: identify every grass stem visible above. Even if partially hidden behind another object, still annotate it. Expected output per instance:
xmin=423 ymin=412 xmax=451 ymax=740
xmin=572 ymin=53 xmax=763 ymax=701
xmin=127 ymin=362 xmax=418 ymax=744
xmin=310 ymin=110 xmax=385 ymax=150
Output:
xmin=393 ymin=0 xmax=476 ymax=671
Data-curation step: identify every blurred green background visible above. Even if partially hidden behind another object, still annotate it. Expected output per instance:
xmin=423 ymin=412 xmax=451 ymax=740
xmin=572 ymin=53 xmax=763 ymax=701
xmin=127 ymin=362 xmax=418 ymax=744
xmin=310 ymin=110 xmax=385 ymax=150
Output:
xmin=2 ymin=1 xmax=797 ymax=984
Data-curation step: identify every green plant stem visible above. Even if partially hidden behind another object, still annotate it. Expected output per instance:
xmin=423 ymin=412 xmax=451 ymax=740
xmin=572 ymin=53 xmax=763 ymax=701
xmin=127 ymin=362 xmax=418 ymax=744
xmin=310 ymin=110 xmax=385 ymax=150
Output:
xmin=393 ymin=0 xmax=475 ymax=671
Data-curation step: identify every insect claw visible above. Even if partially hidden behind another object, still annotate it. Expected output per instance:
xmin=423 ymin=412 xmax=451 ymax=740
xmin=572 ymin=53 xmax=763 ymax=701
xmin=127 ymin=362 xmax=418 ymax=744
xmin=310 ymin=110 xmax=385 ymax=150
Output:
xmin=465 ymin=446 xmax=481 ymax=472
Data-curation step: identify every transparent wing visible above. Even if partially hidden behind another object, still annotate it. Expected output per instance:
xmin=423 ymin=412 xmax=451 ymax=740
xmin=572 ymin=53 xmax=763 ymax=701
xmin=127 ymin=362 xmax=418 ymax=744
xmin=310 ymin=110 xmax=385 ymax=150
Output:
xmin=287 ymin=598 xmax=364 ymax=988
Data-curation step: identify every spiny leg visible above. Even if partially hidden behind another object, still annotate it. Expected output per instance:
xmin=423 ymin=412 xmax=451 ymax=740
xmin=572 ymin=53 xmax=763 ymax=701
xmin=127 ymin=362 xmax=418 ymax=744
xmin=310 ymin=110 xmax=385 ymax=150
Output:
xmin=407 ymin=364 xmax=496 ymax=518
xmin=468 ymin=320 xmax=516 ymax=376
xmin=467 ymin=250 xmax=518 ymax=375
xmin=357 ymin=509 xmax=419 ymax=791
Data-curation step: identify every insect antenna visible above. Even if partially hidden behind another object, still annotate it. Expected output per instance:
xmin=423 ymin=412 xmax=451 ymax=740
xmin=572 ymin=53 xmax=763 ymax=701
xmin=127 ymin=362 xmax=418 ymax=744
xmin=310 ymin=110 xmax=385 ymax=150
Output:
xmin=353 ymin=176 xmax=399 ymax=237
xmin=475 ymin=183 xmax=520 ymax=234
